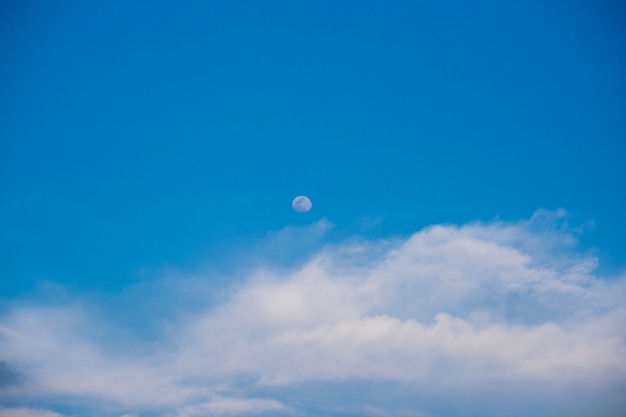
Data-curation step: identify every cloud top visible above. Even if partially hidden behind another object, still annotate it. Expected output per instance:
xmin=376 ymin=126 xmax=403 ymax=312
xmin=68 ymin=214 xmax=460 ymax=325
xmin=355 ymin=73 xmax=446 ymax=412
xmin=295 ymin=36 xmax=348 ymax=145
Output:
xmin=1 ymin=210 xmax=625 ymax=416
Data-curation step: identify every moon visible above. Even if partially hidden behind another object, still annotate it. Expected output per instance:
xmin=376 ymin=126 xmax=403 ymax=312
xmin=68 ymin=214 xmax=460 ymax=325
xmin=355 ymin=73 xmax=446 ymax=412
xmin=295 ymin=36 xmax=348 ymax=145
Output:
xmin=292 ymin=195 xmax=312 ymax=213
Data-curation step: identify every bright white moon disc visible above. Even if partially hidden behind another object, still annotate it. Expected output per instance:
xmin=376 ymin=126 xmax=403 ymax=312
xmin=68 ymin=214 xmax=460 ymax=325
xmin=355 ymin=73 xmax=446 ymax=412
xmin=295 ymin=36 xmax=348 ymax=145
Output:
xmin=292 ymin=195 xmax=312 ymax=213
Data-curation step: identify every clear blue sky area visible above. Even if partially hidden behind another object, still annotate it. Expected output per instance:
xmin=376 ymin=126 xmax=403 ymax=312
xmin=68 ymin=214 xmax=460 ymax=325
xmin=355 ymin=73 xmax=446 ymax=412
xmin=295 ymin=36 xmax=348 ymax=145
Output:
xmin=2 ymin=1 xmax=624 ymax=294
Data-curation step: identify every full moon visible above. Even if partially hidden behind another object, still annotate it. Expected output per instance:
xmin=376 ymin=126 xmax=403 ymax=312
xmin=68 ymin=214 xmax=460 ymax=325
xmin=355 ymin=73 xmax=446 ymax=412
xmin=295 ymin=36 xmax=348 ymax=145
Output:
xmin=292 ymin=195 xmax=312 ymax=213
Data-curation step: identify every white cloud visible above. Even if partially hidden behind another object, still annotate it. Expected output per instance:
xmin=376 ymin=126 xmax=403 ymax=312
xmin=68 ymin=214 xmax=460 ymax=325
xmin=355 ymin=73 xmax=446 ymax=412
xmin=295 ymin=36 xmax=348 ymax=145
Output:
xmin=177 ymin=397 xmax=292 ymax=416
xmin=0 ymin=211 xmax=625 ymax=416
xmin=0 ymin=408 xmax=64 ymax=417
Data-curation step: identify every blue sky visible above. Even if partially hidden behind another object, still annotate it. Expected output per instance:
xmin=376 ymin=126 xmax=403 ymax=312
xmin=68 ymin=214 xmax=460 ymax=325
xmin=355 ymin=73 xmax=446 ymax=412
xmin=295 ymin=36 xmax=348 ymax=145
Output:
xmin=1 ymin=1 xmax=625 ymax=416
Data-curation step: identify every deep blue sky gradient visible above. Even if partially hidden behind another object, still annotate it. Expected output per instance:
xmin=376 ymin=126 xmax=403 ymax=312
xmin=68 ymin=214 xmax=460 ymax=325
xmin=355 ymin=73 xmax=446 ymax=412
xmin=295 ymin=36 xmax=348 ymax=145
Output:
xmin=1 ymin=0 xmax=625 ymax=294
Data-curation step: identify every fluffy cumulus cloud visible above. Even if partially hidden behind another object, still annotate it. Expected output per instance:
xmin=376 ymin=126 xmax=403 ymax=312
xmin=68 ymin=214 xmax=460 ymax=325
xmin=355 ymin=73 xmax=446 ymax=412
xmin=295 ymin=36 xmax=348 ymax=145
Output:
xmin=1 ymin=210 xmax=625 ymax=416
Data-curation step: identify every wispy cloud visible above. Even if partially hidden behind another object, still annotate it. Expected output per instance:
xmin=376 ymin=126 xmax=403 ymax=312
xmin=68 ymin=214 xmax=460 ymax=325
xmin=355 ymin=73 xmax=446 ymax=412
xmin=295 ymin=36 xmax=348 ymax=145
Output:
xmin=1 ymin=210 xmax=624 ymax=416
xmin=0 ymin=408 xmax=64 ymax=417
